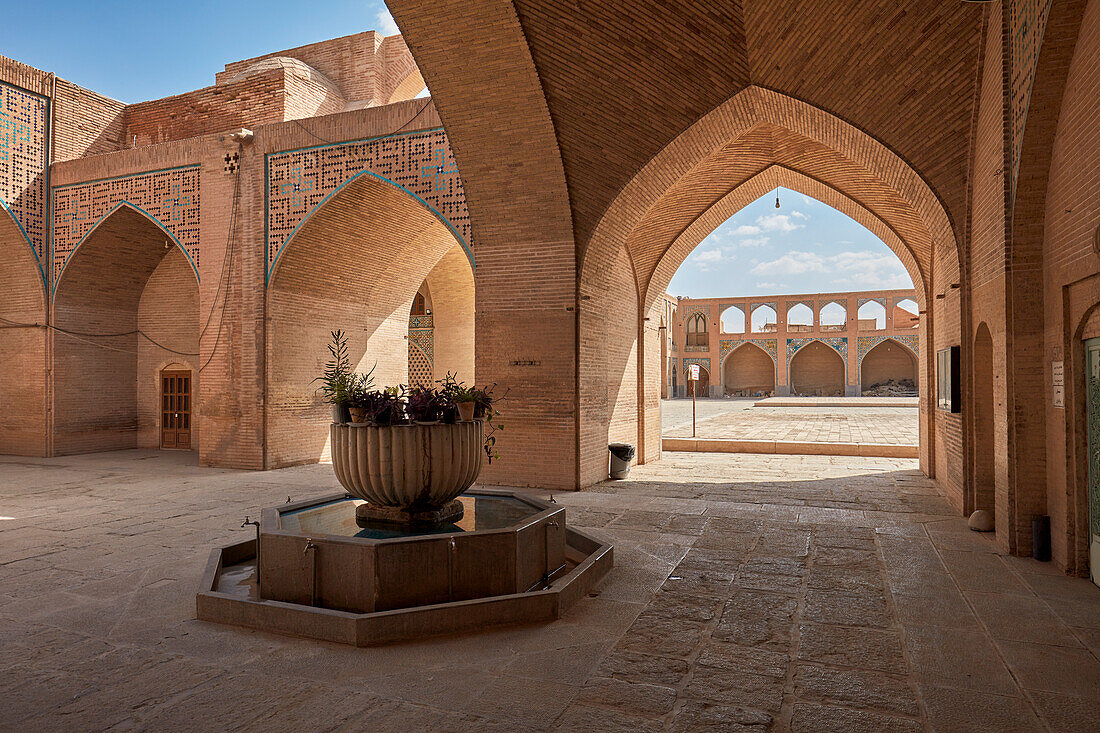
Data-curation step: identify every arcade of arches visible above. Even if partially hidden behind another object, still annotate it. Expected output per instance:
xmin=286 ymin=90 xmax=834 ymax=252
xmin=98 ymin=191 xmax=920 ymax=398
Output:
xmin=1 ymin=0 xmax=1100 ymax=586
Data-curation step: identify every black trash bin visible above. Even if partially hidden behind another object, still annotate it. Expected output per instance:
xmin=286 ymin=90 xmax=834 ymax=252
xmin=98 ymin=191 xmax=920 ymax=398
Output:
xmin=609 ymin=443 xmax=636 ymax=479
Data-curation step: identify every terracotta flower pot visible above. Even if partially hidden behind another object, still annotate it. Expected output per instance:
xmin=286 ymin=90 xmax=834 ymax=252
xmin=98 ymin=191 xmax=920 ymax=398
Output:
xmin=457 ymin=401 xmax=476 ymax=422
xmin=330 ymin=421 xmax=484 ymax=510
xmin=348 ymin=406 xmax=368 ymax=423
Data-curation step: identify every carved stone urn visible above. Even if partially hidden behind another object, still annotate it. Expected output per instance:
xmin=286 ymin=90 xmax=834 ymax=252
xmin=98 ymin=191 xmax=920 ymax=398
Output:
xmin=330 ymin=421 xmax=483 ymax=524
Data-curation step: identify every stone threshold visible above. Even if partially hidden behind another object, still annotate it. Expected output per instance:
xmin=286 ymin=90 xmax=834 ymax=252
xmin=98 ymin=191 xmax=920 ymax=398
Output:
xmin=662 ymin=437 xmax=918 ymax=458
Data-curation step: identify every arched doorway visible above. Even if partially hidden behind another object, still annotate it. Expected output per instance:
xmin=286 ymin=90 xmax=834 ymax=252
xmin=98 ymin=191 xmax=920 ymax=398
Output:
xmin=723 ymin=343 xmax=775 ymax=397
xmin=0 ymin=208 xmax=47 ymax=456
xmin=265 ymin=173 xmax=475 ymax=467
xmin=688 ymin=365 xmax=710 ymax=397
xmin=972 ymin=324 xmax=995 ymax=517
xmin=53 ymin=204 xmax=200 ymax=455
xmin=860 ymin=339 xmax=917 ymax=395
xmin=789 ymin=341 xmax=845 ymax=397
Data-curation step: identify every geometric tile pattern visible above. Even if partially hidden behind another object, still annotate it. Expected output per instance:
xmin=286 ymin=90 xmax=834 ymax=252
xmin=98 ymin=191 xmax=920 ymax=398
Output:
xmin=682 ymin=357 xmax=711 ymax=374
xmin=0 ymin=81 xmax=47 ymax=270
xmin=1010 ymin=0 xmax=1053 ymax=195
xmin=52 ymin=165 xmax=201 ymax=285
xmin=857 ymin=334 xmax=919 ymax=365
xmin=408 ymin=311 xmax=434 ymax=387
xmin=266 ymin=128 xmax=470 ymax=280
xmin=788 ymin=337 xmax=848 ymax=359
xmin=857 ymin=296 xmax=885 ymax=308
xmin=684 ymin=345 xmax=709 ymax=353
xmin=722 ymin=337 xmax=778 ymax=365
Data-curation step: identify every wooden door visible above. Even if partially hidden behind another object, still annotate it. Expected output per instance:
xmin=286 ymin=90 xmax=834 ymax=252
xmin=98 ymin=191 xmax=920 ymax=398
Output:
xmin=161 ymin=370 xmax=192 ymax=450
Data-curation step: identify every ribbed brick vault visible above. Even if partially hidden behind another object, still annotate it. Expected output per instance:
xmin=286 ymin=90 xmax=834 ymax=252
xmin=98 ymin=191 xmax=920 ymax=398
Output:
xmin=266 ymin=172 xmax=473 ymax=468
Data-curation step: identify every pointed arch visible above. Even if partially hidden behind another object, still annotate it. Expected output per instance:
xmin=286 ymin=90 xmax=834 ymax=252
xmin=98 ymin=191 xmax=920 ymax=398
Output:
xmin=0 ymin=202 xmax=48 ymax=456
xmin=52 ymin=203 xmax=201 ymax=456
xmin=266 ymin=169 xmax=475 ymax=468
xmin=0 ymin=198 xmax=47 ymax=287
xmin=53 ymin=201 xmax=199 ymax=299
xmin=267 ymin=166 xmax=475 ymax=286
xmin=722 ymin=341 xmax=775 ymax=397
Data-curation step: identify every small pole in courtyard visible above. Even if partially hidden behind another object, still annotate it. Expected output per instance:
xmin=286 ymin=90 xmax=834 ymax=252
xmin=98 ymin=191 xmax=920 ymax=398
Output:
xmin=689 ymin=363 xmax=700 ymax=437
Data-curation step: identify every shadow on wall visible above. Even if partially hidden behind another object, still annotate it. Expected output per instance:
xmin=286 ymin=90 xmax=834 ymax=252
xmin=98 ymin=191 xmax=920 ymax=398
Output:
xmin=265 ymin=173 xmax=474 ymax=468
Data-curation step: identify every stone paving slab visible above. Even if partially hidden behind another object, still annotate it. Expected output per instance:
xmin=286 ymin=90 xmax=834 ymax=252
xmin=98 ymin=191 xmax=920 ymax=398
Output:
xmin=2 ymin=449 xmax=1100 ymax=730
xmin=662 ymin=398 xmax=919 ymax=446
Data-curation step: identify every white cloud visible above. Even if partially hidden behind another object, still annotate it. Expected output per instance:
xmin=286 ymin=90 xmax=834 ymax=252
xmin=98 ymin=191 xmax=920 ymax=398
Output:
xmin=756 ymin=282 xmax=787 ymax=290
xmin=737 ymin=237 xmax=770 ymax=248
xmin=693 ymin=249 xmax=725 ymax=263
xmin=750 ymin=249 xmax=912 ymax=290
xmin=376 ymin=9 xmax=400 ymax=35
xmin=733 ymin=224 xmax=762 ymax=236
xmin=790 ymin=211 xmax=808 ymax=220
xmin=755 ymin=213 xmax=805 ymax=233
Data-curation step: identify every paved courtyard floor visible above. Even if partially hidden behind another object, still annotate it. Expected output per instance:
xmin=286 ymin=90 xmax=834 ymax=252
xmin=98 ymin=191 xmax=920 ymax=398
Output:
xmin=3 ymin=449 xmax=1100 ymax=731
xmin=662 ymin=398 xmax=919 ymax=446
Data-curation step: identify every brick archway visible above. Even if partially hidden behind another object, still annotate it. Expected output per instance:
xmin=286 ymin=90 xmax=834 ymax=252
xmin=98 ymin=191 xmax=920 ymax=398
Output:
xmin=576 ymin=90 xmax=949 ymax=486
xmin=52 ymin=204 xmax=200 ymax=457
xmin=789 ymin=341 xmax=846 ymax=397
xmin=722 ymin=342 xmax=775 ymax=397
xmin=265 ymin=170 xmax=473 ymax=468
xmin=859 ymin=338 xmax=917 ymax=394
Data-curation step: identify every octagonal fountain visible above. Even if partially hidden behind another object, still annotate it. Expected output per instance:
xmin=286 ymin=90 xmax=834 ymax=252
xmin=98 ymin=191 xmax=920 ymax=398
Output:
xmin=197 ymin=421 xmax=612 ymax=646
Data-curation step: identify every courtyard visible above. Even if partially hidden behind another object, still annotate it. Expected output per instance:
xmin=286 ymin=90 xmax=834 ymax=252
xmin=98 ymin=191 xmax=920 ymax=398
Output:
xmin=661 ymin=398 xmax=919 ymax=447
xmin=3 ymin=450 xmax=1098 ymax=731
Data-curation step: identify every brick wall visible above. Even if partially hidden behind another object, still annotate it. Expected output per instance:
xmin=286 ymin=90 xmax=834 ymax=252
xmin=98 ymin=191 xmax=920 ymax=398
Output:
xmin=123 ymin=70 xmax=292 ymax=147
xmin=53 ymin=206 xmax=173 ymax=453
xmin=135 ymin=248 xmax=199 ymax=449
xmin=789 ymin=341 xmax=845 ymax=397
xmin=860 ymin=340 xmax=917 ymax=390
xmin=0 ymin=212 xmax=46 ymax=455
xmin=1039 ymin=0 xmax=1099 ymax=573
xmin=423 ymin=244 xmax=475 ymax=384
xmin=52 ymin=79 xmax=125 ymax=161
xmin=723 ymin=343 xmax=775 ymax=396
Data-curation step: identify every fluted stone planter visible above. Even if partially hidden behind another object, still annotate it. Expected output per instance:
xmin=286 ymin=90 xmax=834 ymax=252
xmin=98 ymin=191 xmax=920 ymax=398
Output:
xmin=330 ymin=421 xmax=483 ymax=523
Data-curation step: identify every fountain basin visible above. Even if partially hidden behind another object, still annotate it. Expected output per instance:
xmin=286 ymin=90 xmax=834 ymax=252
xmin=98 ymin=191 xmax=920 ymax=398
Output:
xmin=258 ymin=490 xmax=565 ymax=613
xmin=195 ymin=489 xmax=612 ymax=646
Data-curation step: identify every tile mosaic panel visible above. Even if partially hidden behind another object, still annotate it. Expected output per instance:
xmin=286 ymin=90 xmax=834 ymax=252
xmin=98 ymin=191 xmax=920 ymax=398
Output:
xmin=266 ymin=128 xmax=470 ymax=279
xmin=857 ymin=335 xmax=919 ymax=365
xmin=788 ymin=337 xmax=848 ymax=359
xmin=52 ymin=165 xmax=201 ymax=285
xmin=408 ymin=325 xmax=434 ymax=361
xmin=682 ymin=357 xmax=711 ymax=374
xmin=723 ymin=338 xmax=779 ymax=364
xmin=0 ymin=81 xmax=47 ymax=268
xmin=1010 ymin=0 xmax=1053 ymax=194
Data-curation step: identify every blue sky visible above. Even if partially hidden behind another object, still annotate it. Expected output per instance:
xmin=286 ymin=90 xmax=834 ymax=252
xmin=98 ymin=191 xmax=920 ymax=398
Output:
xmin=667 ymin=189 xmax=913 ymax=300
xmin=0 ymin=1 xmax=400 ymax=102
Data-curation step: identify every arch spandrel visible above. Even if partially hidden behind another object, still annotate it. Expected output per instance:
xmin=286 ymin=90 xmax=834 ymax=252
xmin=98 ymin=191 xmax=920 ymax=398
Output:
xmin=265 ymin=127 xmax=472 ymax=284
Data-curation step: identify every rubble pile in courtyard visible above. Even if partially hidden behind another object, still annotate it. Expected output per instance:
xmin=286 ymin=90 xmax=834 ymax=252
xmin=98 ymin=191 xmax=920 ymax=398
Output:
xmin=862 ymin=379 xmax=918 ymax=397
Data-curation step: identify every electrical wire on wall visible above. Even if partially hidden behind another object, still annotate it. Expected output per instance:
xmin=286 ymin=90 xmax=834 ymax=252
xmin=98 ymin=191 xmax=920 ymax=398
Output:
xmin=198 ymin=142 xmax=243 ymax=373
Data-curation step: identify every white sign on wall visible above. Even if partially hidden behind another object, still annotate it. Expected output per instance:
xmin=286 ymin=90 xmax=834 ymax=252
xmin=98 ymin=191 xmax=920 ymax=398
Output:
xmin=1053 ymin=361 xmax=1064 ymax=408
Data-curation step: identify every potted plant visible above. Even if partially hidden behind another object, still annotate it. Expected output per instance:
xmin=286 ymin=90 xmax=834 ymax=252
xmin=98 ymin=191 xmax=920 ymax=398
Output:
xmin=313 ymin=330 xmax=360 ymax=424
xmin=406 ymin=385 xmax=444 ymax=424
xmin=441 ymin=373 xmax=478 ymax=422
